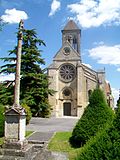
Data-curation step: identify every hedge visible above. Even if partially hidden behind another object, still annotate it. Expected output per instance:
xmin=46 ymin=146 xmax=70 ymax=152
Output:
xmin=70 ymin=88 xmax=114 ymax=147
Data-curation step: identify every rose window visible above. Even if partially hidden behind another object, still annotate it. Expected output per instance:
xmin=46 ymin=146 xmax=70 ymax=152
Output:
xmin=59 ymin=64 xmax=76 ymax=82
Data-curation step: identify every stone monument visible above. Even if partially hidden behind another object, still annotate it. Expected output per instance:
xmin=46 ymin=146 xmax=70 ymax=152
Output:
xmin=0 ymin=20 xmax=54 ymax=160
xmin=4 ymin=20 xmax=26 ymax=149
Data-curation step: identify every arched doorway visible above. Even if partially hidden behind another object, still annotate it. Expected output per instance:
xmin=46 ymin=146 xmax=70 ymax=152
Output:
xmin=61 ymin=87 xmax=73 ymax=116
xmin=63 ymin=102 xmax=71 ymax=116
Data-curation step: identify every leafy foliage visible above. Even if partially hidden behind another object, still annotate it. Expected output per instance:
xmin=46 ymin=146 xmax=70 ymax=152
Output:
xmin=0 ymin=29 xmax=54 ymax=117
xmin=116 ymin=96 xmax=120 ymax=109
xmin=0 ymin=104 xmax=5 ymax=137
xmin=21 ymin=103 xmax=32 ymax=125
xmin=76 ymin=100 xmax=120 ymax=160
xmin=0 ymin=82 xmax=14 ymax=106
xmin=76 ymin=126 xmax=119 ymax=160
xmin=114 ymin=96 xmax=120 ymax=131
xmin=70 ymin=88 xmax=114 ymax=147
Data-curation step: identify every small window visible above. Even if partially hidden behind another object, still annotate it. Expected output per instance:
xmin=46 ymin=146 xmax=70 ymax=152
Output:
xmin=73 ymin=37 xmax=77 ymax=44
xmin=63 ymin=89 xmax=71 ymax=96
xmin=73 ymin=37 xmax=77 ymax=50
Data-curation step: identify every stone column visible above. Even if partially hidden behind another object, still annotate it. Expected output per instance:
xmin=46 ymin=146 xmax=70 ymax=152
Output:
xmin=4 ymin=20 xmax=26 ymax=148
xmin=77 ymin=63 xmax=84 ymax=117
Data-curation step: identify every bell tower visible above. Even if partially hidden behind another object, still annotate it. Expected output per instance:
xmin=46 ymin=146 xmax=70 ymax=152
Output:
xmin=61 ymin=20 xmax=81 ymax=56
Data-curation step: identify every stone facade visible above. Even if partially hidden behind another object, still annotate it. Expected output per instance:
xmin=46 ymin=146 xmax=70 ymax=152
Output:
xmin=48 ymin=20 xmax=113 ymax=118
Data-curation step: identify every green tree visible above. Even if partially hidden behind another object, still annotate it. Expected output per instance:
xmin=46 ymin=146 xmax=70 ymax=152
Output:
xmin=116 ymin=95 xmax=120 ymax=108
xmin=114 ymin=96 xmax=120 ymax=130
xmin=22 ymin=103 xmax=32 ymax=124
xmin=76 ymin=98 xmax=120 ymax=160
xmin=0 ymin=29 xmax=53 ymax=117
xmin=0 ymin=104 xmax=5 ymax=137
xmin=0 ymin=82 xmax=14 ymax=106
xmin=70 ymin=88 xmax=114 ymax=147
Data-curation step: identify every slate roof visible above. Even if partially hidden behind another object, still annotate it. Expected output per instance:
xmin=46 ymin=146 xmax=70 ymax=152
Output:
xmin=63 ymin=20 xmax=80 ymax=30
xmin=5 ymin=106 xmax=26 ymax=115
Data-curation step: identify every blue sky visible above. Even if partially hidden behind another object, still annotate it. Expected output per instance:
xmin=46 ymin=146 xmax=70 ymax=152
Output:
xmin=0 ymin=0 xmax=120 ymax=106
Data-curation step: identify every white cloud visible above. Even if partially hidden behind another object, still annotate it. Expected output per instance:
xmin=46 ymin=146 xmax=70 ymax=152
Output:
xmin=117 ymin=68 xmax=120 ymax=72
xmin=49 ymin=0 xmax=61 ymax=17
xmin=88 ymin=44 xmax=120 ymax=66
xmin=112 ymin=88 xmax=119 ymax=107
xmin=0 ymin=73 xmax=15 ymax=82
xmin=67 ymin=0 xmax=120 ymax=28
xmin=93 ymin=41 xmax=104 ymax=46
xmin=106 ymin=80 xmax=110 ymax=84
xmin=82 ymin=63 xmax=92 ymax=69
xmin=1 ymin=8 xmax=28 ymax=24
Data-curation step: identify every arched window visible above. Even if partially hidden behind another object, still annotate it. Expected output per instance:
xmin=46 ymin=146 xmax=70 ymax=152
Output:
xmin=62 ymin=88 xmax=72 ymax=99
xmin=63 ymin=89 xmax=71 ymax=96
xmin=73 ymin=37 xmax=77 ymax=50
xmin=66 ymin=35 xmax=73 ymax=44
xmin=68 ymin=36 xmax=71 ymax=43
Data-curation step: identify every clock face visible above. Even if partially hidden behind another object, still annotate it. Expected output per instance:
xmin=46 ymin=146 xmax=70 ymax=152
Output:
xmin=63 ymin=47 xmax=70 ymax=55
xmin=59 ymin=64 xmax=76 ymax=82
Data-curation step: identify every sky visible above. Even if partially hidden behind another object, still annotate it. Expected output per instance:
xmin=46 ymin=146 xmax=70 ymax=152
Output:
xmin=0 ymin=0 xmax=120 ymax=106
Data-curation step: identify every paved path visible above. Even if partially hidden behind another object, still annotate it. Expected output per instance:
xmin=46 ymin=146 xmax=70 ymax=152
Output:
xmin=27 ymin=132 xmax=54 ymax=143
xmin=27 ymin=117 xmax=79 ymax=142
xmin=27 ymin=117 xmax=79 ymax=133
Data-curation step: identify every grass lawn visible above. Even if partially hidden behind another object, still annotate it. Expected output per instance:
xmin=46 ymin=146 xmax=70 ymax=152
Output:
xmin=25 ymin=130 xmax=33 ymax=138
xmin=48 ymin=131 xmax=81 ymax=160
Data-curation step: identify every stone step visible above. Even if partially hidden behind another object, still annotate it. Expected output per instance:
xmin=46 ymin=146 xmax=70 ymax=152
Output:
xmin=0 ymin=155 xmax=25 ymax=160
xmin=0 ymin=144 xmax=34 ymax=158
xmin=0 ymin=149 xmax=26 ymax=157
xmin=28 ymin=140 xmax=45 ymax=143
xmin=0 ymin=147 xmax=33 ymax=157
xmin=0 ymin=150 xmax=43 ymax=160
xmin=31 ymin=150 xmax=49 ymax=160
xmin=0 ymin=143 xmax=53 ymax=160
xmin=32 ymin=149 xmax=51 ymax=160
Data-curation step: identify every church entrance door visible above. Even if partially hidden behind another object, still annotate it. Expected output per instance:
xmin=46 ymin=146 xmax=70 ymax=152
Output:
xmin=63 ymin=102 xmax=71 ymax=116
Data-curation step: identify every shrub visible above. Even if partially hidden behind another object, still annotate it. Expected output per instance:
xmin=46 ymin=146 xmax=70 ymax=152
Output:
xmin=76 ymin=103 xmax=120 ymax=160
xmin=70 ymin=88 xmax=114 ymax=147
xmin=114 ymin=96 xmax=120 ymax=130
xmin=37 ymin=99 xmax=52 ymax=118
xmin=0 ymin=104 xmax=5 ymax=137
xmin=21 ymin=103 xmax=32 ymax=125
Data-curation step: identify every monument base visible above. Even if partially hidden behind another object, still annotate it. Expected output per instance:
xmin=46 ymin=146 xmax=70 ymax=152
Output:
xmin=0 ymin=140 xmax=52 ymax=160
xmin=3 ymin=139 xmax=28 ymax=150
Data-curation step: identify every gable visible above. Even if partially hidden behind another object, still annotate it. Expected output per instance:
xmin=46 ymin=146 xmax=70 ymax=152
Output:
xmin=53 ymin=41 xmax=80 ymax=61
xmin=5 ymin=108 xmax=20 ymax=115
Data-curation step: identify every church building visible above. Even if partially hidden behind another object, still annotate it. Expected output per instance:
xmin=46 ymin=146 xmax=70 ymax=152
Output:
xmin=48 ymin=20 xmax=114 ymax=117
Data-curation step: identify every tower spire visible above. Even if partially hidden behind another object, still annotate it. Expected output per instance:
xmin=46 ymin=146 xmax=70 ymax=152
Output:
xmin=63 ymin=20 xmax=80 ymax=30
xmin=61 ymin=20 xmax=81 ymax=56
